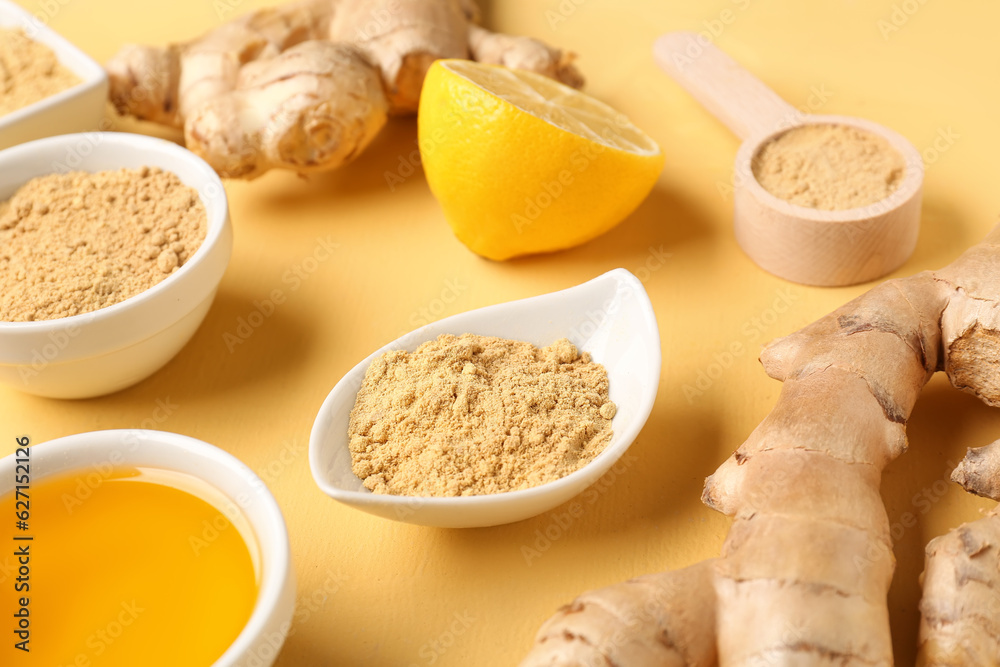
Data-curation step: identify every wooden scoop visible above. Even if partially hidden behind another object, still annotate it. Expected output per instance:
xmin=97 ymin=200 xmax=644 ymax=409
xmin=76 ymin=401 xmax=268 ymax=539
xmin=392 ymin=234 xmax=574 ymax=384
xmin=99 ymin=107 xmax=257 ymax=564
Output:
xmin=654 ymin=32 xmax=923 ymax=286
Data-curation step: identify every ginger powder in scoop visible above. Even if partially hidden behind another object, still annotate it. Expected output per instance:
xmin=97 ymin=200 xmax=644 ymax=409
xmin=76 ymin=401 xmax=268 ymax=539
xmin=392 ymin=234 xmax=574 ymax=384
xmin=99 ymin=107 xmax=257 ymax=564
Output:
xmin=751 ymin=123 xmax=905 ymax=210
xmin=0 ymin=468 xmax=258 ymax=665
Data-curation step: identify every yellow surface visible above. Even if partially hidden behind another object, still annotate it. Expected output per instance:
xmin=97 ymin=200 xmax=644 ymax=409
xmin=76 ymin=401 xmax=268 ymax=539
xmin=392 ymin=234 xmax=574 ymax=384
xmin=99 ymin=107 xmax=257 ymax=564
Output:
xmin=2 ymin=1 xmax=998 ymax=664
xmin=0 ymin=469 xmax=257 ymax=665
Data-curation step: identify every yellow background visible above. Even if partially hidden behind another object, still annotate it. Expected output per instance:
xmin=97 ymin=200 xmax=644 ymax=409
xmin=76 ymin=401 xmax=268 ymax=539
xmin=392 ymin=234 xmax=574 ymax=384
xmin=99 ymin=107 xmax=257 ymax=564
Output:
xmin=3 ymin=0 xmax=998 ymax=664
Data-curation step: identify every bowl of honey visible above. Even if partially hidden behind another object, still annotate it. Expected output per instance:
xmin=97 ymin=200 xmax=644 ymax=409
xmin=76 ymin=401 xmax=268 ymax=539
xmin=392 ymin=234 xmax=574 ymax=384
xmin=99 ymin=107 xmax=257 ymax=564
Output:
xmin=0 ymin=429 xmax=294 ymax=666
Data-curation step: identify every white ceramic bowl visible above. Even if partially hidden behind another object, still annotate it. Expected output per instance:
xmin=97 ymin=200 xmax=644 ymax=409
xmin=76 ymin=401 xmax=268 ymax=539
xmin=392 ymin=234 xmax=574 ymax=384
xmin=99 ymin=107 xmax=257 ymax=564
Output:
xmin=310 ymin=269 xmax=662 ymax=528
xmin=0 ymin=429 xmax=295 ymax=667
xmin=0 ymin=132 xmax=233 ymax=398
xmin=0 ymin=0 xmax=108 ymax=150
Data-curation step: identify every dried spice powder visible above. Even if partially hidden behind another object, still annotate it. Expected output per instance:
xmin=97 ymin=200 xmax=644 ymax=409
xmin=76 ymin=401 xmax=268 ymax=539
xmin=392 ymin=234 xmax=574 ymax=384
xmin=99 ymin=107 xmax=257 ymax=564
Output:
xmin=348 ymin=334 xmax=616 ymax=497
xmin=0 ymin=167 xmax=207 ymax=322
xmin=0 ymin=28 xmax=80 ymax=116
xmin=751 ymin=124 xmax=905 ymax=210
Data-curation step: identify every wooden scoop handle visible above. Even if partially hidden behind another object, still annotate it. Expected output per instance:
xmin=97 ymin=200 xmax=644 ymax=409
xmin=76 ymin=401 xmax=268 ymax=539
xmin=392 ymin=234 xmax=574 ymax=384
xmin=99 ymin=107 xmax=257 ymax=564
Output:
xmin=653 ymin=32 xmax=799 ymax=141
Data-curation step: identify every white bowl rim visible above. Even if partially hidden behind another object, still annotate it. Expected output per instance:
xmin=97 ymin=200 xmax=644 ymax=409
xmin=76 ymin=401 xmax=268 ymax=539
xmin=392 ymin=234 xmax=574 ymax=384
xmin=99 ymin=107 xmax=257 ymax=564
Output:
xmin=0 ymin=132 xmax=229 ymax=333
xmin=0 ymin=0 xmax=108 ymax=127
xmin=309 ymin=268 xmax=661 ymax=511
xmin=0 ymin=429 xmax=292 ymax=664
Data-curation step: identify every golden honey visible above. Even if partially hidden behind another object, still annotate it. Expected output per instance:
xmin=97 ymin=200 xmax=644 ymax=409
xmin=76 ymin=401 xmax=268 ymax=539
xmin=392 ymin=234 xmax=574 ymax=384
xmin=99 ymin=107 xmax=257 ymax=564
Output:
xmin=1 ymin=467 xmax=258 ymax=665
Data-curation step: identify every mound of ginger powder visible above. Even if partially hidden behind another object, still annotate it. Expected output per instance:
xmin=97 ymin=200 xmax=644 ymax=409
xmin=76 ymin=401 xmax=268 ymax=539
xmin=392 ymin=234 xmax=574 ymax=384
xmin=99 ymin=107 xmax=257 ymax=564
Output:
xmin=0 ymin=167 xmax=207 ymax=322
xmin=751 ymin=123 xmax=905 ymax=210
xmin=0 ymin=28 xmax=80 ymax=115
xmin=348 ymin=334 xmax=618 ymax=497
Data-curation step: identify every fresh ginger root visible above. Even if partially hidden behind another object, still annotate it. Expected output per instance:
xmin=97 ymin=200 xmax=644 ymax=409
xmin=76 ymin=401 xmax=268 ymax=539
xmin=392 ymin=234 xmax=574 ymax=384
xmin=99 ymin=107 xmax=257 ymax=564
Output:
xmin=918 ymin=440 xmax=1000 ymax=665
xmin=106 ymin=0 xmax=583 ymax=178
xmin=521 ymin=561 xmax=717 ymax=666
xmin=523 ymin=225 xmax=1000 ymax=666
xmin=184 ymin=41 xmax=387 ymax=178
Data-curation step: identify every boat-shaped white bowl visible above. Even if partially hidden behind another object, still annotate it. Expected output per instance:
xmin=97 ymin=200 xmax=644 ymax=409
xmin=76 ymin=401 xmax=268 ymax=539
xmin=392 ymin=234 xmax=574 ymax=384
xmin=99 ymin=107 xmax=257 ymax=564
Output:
xmin=310 ymin=269 xmax=661 ymax=528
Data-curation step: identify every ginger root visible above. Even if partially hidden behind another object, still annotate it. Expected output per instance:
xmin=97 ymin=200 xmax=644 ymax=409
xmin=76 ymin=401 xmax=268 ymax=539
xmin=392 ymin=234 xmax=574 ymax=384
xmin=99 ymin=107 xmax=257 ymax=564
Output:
xmin=918 ymin=440 xmax=1000 ymax=665
xmin=521 ymin=561 xmax=717 ymax=666
xmin=106 ymin=0 xmax=583 ymax=178
xmin=523 ymin=224 xmax=1000 ymax=665
xmin=184 ymin=41 xmax=387 ymax=179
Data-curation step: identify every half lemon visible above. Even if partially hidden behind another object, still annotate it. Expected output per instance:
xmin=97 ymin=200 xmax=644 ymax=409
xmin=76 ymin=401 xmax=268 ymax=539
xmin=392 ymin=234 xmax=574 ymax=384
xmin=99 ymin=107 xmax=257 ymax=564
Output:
xmin=419 ymin=60 xmax=664 ymax=260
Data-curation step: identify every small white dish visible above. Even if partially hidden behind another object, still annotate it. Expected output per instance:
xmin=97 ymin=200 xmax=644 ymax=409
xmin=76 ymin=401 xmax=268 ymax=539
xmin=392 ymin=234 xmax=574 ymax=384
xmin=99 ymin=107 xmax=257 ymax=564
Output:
xmin=0 ymin=0 xmax=108 ymax=150
xmin=0 ymin=132 xmax=233 ymax=398
xmin=0 ymin=429 xmax=295 ymax=667
xmin=310 ymin=269 xmax=661 ymax=528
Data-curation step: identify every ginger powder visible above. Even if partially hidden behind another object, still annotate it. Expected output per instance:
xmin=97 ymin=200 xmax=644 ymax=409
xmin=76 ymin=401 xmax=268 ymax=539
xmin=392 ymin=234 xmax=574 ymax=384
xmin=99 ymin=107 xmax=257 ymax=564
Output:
xmin=751 ymin=124 xmax=905 ymax=210
xmin=0 ymin=167 xmax=207 ymax=322
xmin=0 ymin=28 xmax=80 ymax=116
xmin=348 ymin=334 xmax=617 ymax=497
